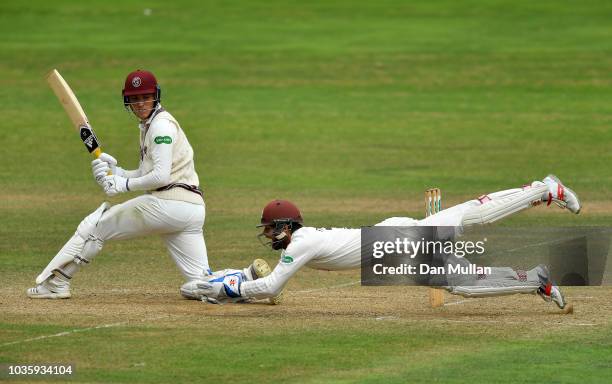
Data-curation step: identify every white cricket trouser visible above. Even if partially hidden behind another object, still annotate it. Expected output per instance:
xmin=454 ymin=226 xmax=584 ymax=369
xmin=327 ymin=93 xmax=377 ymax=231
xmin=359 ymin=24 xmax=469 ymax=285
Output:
xmin=94 ymin=194 xmax=209 ymax=281
xmin=378 ymin=182 xmax=549 ymax=297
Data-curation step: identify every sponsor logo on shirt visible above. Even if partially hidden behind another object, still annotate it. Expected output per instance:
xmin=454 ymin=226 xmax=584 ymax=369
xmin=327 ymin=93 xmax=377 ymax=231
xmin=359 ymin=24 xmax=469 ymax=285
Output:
xmin=154 ymin=136 xmax=173 ymax=144
xmin=281 ymin=255 xmax=294 ymax=263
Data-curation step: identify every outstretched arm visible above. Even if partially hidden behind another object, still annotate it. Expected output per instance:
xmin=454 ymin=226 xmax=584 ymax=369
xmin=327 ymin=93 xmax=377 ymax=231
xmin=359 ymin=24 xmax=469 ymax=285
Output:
xmin=181 ymin=257 xmax=308 ymax=303
xmin=184 ymin=230 xmax=320 ymax=302
xmin=241 ymin=255 xmax=308 ymax=299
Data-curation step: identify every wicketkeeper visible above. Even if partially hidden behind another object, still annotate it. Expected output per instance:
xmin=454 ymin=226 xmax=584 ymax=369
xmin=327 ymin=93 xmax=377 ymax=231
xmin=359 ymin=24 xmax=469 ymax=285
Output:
xmin=27 ymin=69 xmax=263 ymax=299
xmin=183 ymin=175 xmax=580 ymax=309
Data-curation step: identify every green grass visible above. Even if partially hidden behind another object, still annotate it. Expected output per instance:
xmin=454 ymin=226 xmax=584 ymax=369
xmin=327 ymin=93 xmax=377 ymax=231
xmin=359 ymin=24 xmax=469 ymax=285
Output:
xmin=2 ymin=322 xmax=611 ymax=383
xmin=1 ymin=0 xmax=611 ymax=382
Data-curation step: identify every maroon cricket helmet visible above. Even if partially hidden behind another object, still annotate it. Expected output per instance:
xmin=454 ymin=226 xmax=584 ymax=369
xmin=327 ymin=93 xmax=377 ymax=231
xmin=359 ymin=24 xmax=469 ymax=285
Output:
xmin=122 ymin=69 xmax=161 ymax=107
xmin=258 ymin=200 xmax=303 ymax=227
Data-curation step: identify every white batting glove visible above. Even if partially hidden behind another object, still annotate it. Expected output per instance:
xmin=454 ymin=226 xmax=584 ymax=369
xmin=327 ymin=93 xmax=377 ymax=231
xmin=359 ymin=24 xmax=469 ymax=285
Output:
xmin=102 ymin=174 xmax=129 ymax=197
xmin=98 ymin=153 xmax=118 ymax=174
xmin=91 ymin=159 xmax=110 ymax=186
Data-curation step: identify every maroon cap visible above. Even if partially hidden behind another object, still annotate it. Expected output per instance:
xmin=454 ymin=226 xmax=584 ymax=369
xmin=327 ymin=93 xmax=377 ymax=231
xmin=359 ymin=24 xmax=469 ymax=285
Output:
xmin=122 ymin=69 xmax=158 ymax=97
xmin=258 ymin=200 xmax=303 ymax=227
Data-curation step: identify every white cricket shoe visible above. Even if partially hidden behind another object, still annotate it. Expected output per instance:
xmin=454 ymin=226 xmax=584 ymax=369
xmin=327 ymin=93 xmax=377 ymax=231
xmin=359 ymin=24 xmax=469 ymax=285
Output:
xmin=543 ymin=174 xmax=581 ymax=214
xmin=27 ymin=282 xmax=71 ymax=299
xmin=250 ymin=258 xmax=283 ymax=305
xmin=535 ymin=265 xmax=567 ymax=309
xmin=538 ymin=282 xmax=568 ymax=309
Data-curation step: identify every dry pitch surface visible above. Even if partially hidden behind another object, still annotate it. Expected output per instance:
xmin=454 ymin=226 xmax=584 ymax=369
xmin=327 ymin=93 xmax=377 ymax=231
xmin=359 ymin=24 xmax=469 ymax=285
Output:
xmin=3 ymin=276 xmax=610 ymax=340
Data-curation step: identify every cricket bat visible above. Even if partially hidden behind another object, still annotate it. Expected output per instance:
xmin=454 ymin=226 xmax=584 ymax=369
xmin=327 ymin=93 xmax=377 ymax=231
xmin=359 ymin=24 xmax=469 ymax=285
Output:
xmin=46 ymin=69 xmax=105 ymax=160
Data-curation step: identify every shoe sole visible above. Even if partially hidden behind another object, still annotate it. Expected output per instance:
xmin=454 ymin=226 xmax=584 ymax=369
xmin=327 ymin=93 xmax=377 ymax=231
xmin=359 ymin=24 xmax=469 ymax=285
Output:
xmin=26 ymin=290 xmax=71 ymax=299
xmin=537 ymin=279 xmax=569 ymax=311
xmin=546 ymin=174 xmax=581 ymax=214
xmin=552 ymin=286 xmax=568 ymax=310
xmin=252 ymin=258 xmax=283 ymax=305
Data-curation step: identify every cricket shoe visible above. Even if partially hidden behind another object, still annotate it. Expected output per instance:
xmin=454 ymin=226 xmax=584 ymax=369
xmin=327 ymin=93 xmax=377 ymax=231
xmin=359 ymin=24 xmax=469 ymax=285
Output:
xmin=26 ymin=282 xmax=71 ymax=299
xmin=249 ymin=258 xmax=283 ymax=305
xmin=536 ymin=265 xmax=567 ymax=309
xmin=543 ymin=174 xmax=581 ymax=214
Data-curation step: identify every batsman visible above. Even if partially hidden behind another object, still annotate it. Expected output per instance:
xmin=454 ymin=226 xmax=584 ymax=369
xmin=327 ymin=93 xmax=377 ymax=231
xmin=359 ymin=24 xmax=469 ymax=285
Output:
xmin=27 ymin=70 xmax=262 ymax=299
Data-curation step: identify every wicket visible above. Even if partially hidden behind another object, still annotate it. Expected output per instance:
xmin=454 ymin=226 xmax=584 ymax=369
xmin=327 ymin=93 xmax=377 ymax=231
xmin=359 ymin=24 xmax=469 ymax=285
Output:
xmin=425 ymin=188 xmax=441 ymax=217
xmin=425 ymin=188 xmax=445 ymax=308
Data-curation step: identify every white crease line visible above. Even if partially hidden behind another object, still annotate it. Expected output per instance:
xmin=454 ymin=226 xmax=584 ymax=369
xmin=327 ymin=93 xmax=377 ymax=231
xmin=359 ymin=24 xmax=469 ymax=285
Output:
xmin=442 ymin=294 xmax=596 ymax=307
xmin=293 ymin=280 xmax=361 ymax=294
xmin=1 ymin=322 xmax=127 ymax=348
xmin=292 ymin=282 xmax=471 ymax=308
xmin=431 ymin=319 xmax=598 ymax=326
xmin=436 ymin=319 xmax=521 ymax=324
xmin=79 ymin=289 xmax=166 ymax=294
xmin=443 ymin=300 xmax=469 ymax=306
xmin=1 ymin=315 xmax=167 ymax=348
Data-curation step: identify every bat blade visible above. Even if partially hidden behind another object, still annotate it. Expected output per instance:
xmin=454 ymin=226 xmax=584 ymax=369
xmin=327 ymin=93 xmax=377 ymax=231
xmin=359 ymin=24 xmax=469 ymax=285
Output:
xmin=46 ymin=69 xmax=102 ymax=158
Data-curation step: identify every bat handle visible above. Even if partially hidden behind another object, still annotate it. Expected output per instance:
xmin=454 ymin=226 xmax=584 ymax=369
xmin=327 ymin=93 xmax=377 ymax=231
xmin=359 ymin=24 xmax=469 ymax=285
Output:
xmin=92 ymin=147 xmax=113 ymax=175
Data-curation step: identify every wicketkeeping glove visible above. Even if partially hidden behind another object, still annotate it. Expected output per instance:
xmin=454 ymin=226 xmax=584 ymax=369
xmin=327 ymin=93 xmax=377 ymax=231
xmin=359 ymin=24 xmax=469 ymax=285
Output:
xmin=102 ymin=174 xmax=129 ymax=197
xmin=192 ymin=272 xmax=245 ymax=303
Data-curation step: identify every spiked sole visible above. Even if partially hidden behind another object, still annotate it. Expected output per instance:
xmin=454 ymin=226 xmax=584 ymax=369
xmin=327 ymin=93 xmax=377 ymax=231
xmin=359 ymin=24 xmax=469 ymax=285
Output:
xmin=546 ymin=174 xmax=581 ymax=214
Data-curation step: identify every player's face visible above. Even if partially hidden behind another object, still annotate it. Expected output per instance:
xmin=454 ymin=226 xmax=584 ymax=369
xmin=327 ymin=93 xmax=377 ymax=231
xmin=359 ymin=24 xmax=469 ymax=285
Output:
xmin=128 ymin=94 xmax=156 ymax=120
xmin=256 ymin=225 xmax=277 ymax=249
xmin=261 ymin=225 xmax=276 ymax=240
xmin=259 ymin=223 xmax=292 ymax=250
